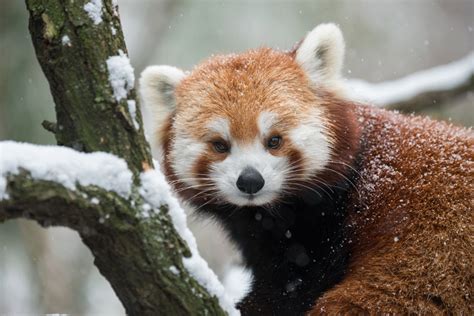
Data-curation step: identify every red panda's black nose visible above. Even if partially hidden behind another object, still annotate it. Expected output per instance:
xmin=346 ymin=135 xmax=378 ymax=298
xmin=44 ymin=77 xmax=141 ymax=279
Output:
xmin=236 ymin=167 xmax=265 ymax=194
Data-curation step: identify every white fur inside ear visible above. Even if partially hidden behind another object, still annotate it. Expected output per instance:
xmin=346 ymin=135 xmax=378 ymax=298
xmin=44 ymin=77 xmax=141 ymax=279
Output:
xmin=139 ymin=65 xmax=185 ymax=154
xmin=139 ymin=65 xmax=185 ymax=114
xmin=296 ymin=23 xmax=345 ymax=85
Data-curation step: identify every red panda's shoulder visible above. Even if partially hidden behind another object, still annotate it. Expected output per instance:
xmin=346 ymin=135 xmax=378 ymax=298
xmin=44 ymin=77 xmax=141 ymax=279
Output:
xmin=352 ymin=104 xmax=472 ymax=227
xmin=310 ymin=105 xmax=473 ymax=315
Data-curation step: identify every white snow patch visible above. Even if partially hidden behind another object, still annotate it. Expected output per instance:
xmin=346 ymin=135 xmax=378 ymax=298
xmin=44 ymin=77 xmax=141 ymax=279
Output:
xmin=222 ymin=265 xmax=253 ymax=304
xmin=0 ymin=141 xmax=133 ymax=200
xmin=139 ymin=169 xmax=239 ymax=316
xmin=61 ymin=35 xmax=71 ymax=46
xmin=111 ymin=0 xmax=119 ymax=16
xmin=127 ymin=100 xmax=140 ymax=130
xmin=106 ymin=50 xmax=135 ymax=102
xmin=169 ymin=265 xmax=179 ymax=275
xmin=347 ymin=52 xmax=474 ymax=106
xmin=0 ymin=177 xmax=6 ymax=200
xmin=91 ymin=197 xmax=100 ymax=205
xmin=140 ymin=202 xmax=154 ymax=218
xmin=84 ymin=0 xmax=103 ymax=25
xmin=111 ymin=26 xmax=117 ymax=35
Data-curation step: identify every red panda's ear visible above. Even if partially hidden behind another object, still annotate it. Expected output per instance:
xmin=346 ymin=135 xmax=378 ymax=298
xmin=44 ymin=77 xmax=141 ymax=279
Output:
xmin=139 ymin=65 xmax=185 ymax=119
xmin=295 ymin=23 xmax=345 ymax=86
xmin=139 ymin=66 xmax=185 ymax=151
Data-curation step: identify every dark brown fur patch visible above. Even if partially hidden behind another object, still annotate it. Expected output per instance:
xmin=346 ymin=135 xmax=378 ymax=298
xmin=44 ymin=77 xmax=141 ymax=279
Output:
xmin=312 ymin=90 xmax=361 ymax=185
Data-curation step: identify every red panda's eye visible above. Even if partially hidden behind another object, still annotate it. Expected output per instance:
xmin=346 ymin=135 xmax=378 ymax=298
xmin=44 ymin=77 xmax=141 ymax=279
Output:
xmin=212 ymin=141 xmax=229 ymax=153
xmin=267 ymin=136 xmax=282 ymax=149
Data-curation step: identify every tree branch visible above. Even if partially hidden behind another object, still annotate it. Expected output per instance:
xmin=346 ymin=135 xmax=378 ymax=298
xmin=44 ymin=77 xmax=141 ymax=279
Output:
xmin=1 ymin=0 xmax=236 ymax=314
xmin=347 ymin=52 xmax=474 ymax=112
xmin=0 ymin=144 xmax=229 ymax=315
xmin=1 ymin=176 xmax=218 ymax=315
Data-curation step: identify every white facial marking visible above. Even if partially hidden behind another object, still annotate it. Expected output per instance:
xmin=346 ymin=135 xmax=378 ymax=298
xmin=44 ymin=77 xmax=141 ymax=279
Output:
xmin=170 ymin=131 xmax=206 ymax=186
xmin=210 ymin=141 xmax=288 ymax=206
xmin=289 ymin=108 xmax=332 ymax=178
xmin=207 ymin=117 xmax=231 ymax=140
xmin=258 ymin=111 xmax=277 ymax=137
xmin=171 ymin=109 xmax=332 ymax=206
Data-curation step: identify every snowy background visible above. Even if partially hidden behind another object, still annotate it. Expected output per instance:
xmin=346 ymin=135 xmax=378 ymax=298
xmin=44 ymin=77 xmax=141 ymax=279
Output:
xmin=0 ymin=0 xmax=473 ymax=314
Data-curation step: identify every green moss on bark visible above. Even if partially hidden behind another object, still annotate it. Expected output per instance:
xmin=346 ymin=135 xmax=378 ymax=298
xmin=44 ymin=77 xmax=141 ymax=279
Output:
xmin=26 ymin=0 xmax=152 ymax=179
xmin=4 ymin=1 xmax=231 ymax=315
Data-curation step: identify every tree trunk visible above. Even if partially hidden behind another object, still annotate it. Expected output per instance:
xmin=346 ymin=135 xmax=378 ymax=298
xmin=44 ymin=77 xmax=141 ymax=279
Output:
xmin=0 ymin=1 xmax=229 ymax=315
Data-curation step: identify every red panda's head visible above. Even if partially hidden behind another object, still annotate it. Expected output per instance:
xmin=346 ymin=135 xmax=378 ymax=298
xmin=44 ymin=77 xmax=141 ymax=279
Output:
xmin=140 ymin=24 xmax=359 ymax=207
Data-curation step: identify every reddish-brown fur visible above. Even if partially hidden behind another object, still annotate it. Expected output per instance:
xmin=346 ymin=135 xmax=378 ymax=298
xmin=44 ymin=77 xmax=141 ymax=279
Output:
xmin=309 ymin=104 xmax=473 ymax=315
xmin=158 ymin=48 xmax=473 ymax=314
xmin=174 ymin=49 xmax=320 ymax=143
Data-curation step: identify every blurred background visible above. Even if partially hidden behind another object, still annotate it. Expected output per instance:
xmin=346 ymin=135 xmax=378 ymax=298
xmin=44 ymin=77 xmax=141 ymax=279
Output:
xmin=1 ymin=0 xmax=473 ymax=314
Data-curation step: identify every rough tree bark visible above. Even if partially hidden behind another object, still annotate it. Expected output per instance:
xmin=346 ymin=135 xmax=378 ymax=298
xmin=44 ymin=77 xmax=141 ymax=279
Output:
xmin=0 ymin=1 xmax=227 ymax=315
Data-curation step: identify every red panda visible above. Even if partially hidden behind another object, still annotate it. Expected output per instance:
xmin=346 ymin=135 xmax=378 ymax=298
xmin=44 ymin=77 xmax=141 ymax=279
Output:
xmin=140 ymin=24 xmax=473 ymax=315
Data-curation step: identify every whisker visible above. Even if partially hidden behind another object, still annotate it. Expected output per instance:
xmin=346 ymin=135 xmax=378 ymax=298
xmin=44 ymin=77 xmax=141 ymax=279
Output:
xmin=222 ymin=204 xmax=243 ymax=222
xmin=288 ymin=181 xmax=331 ymax=196
xmin=284 ymin=178 xmax=342 ymax=192
xmin=193 ymin=194 xmax=221 ymax=213
xmin=284 ymin=181 xmax=329 ymax=199
xmin=322 ymin=167 xmax=362 ymax=198
xmin=168 ymin=177 xmax=215 ymax=184
xmin=326 ymin=159 xmax=362 ymax=177
xmin=173 ymin=184 xmax=216 ymax=194
xmin=186 ymin=187 xmax=219 ymax=204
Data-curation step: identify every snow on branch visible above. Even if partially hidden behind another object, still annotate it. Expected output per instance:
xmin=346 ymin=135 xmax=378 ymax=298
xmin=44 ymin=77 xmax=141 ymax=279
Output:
xmin=140 ymin=169 xmax=238 ymax=315
xmin=0 ymin=141 xmax=132 ymax=200
xmin=346 ymin=52 xmax=474 ymax=111
xmin=0 ymin=140 xmax=238 ymax=315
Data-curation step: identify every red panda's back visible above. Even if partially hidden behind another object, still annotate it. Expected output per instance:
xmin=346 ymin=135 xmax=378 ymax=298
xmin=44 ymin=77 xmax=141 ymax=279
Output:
xmin=311 ymin=105 xmax=473 ymax=314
